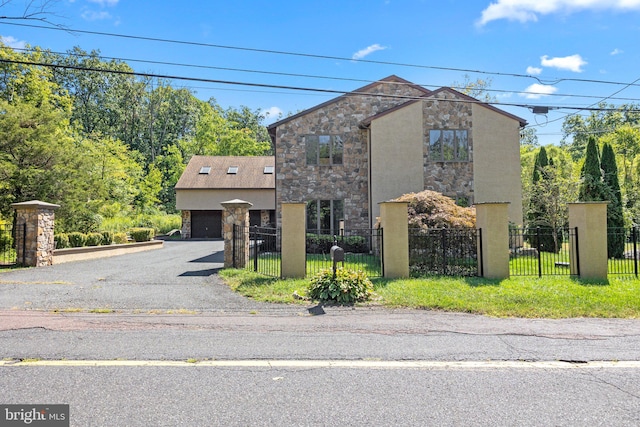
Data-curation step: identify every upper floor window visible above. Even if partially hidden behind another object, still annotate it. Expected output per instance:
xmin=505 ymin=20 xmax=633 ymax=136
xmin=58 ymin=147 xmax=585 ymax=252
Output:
xmin=305 ymin=135 xmax=343 ymax=165
xmin=429 ymin=130 xmax=469 ymax=162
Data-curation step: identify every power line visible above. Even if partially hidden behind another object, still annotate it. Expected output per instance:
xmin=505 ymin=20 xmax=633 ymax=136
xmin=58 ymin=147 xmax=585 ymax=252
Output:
xmin=5 ymin=21 xmax=640 ymax=91
xmin=3 ymin=57 xmax=640 ymax=115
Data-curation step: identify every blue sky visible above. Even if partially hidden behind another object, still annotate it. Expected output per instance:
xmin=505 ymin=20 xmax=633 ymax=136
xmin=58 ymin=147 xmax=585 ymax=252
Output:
xmin=2 ymin=0 xmax=640 ymax=146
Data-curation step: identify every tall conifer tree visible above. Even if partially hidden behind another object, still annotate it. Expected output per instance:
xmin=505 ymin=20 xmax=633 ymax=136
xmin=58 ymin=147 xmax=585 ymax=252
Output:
xmin=601 ymin=142 xmax=625 ymax=258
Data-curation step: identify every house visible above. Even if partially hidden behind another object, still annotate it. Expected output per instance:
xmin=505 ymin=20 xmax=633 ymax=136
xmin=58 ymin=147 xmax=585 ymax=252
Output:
xmin=175 ymin=156 xmax=275 ymax=238
xmin=267 ymin=75 xmax=526 ymax=233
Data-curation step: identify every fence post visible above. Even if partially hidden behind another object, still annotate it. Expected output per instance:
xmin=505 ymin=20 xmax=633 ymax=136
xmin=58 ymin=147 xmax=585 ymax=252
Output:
xmin=11 ymin=200 xmax=60 ymax=267
xmin=568 ymin=202 xmax=608 ymax=280
xmin=474 ymin=202 xmax=510 ymax=280
xmin=536 ymin=227 xmax=542 ymax=278
xmin=634 ymin=227 xmax=638 ymax=278
xmin=281 ymin=203 xmax=306 ymax=278
xmin=221 ymin=199 xmax=252 ymax=269
xmin=379 ymin=201 xmax=409 ymax=278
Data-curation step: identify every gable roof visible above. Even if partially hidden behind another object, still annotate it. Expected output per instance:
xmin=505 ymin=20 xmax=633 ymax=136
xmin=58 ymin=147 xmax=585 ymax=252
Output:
xmin=175 ymin=156 xmax=275 ymax=190
xmin=267 ymin=75 xmax=431 ymax=135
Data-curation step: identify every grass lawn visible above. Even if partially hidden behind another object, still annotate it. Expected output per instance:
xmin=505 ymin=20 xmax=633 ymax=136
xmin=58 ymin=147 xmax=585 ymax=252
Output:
xmin=219 ymin=269 xmax=640 ymax=318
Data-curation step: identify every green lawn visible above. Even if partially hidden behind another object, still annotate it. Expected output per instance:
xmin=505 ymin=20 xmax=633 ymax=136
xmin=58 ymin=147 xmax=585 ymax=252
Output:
xmin=219 ymin=269 xmax=640 ymax=318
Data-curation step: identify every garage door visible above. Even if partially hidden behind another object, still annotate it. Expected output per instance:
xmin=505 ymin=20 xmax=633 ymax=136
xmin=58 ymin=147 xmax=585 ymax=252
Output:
xmin=191 ymin=210 xmax=222 ymax=238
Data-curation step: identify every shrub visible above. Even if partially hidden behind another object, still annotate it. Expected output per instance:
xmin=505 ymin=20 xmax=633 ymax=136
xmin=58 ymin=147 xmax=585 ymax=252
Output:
xmin=101 ymin=231 xmax=114 ymax=245
xmin=0 ymin=229 xmax=13 ymax=252
xmin=308 ymin=268 xmax=373 ymax=304
xmin=54 ymin=233 xmax=70 ymax=249
xmin=68 ymin=232 xmax=87 ymax=248
xmin=306 ymin=234 xmax=368 ymax=254
xmin=113 ymin=232 xmax=129 ymax=244
xmin=129 ymin=228 xmax=154 ymax=242
xmin=85 ymin=232 xmax=104 ymax=246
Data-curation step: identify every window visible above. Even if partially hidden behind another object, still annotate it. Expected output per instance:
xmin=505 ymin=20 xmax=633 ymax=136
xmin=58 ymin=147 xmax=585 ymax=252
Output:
xmin=263 ymin=166 xmax=274 ymax=174
xmin=305 ymin=135 xmax=343 ymax=165
xmin=227 ymin=166 xmax=238 ymax=174
xmin=306 ymin=199 xmax=344 ymax=233
xmin=199 ymin=166 xmax=211 ymax=174
xmin=429 ymin=130 xmax=469 ymax=161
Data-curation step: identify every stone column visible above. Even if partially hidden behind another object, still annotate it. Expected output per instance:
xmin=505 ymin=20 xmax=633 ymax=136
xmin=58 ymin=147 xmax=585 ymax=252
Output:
xmin=181 ymin=210 xmax=191 ymax=239
xmin=221 ymin=199 xmax=252 ymax=268
xmin=379 ymin=201 xmax=409 ymax=278
xmin=475 ymin=202 xmax=510 ymax=280
xmin=11 ymin=200 xmax=60 ymax=267
xmin=568 ymin=202 xmax=608 ymax=280
xmin=281 ymin=203 xmax=306 ymax=278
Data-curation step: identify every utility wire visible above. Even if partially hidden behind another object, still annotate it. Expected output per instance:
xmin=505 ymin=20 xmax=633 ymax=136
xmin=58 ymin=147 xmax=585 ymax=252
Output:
xmin=5 ymin=21 xmax=640 ymax=90
xmin=3 ymin=57 xmax=640 ymax=115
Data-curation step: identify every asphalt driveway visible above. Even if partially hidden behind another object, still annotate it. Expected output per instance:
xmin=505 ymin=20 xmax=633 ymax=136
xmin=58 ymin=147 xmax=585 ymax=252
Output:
xmin=0 ymin=240 xmax=292 ymax=313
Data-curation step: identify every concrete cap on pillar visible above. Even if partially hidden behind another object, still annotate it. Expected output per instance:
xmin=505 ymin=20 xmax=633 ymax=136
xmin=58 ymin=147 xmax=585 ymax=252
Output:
xmin=11 ymin=200 xmax=60 ymax=210
xmin=220 ymin=199 xmax=253 ymax=209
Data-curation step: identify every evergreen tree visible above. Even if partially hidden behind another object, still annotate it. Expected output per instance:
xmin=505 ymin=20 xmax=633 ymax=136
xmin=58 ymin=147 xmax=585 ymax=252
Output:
xmin=578 ymin=136 xmax=607 ymax=201
xmin=527 ymin=147 xmax=563 ymax=253
xmin=601 ymin=142 xmax=625 ymax=258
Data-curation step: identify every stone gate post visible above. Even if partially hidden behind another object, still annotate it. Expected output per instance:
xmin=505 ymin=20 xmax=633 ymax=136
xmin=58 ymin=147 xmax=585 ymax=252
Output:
xmin=11 ymin=200 xmax=60 ymax=267
xmin=475 ymin=202 xmax=510 ymax=280
xmin=221 ymin=199 xmax=252 ymax=268
xmin=568 ymin=202 xmax=608 ymax=280
xmin=379 ymin=201 xmax=409 ymax=278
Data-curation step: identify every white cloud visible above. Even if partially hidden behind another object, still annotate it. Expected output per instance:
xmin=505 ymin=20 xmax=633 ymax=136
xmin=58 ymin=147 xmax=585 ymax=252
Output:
xmin=527 ymin=66 xmax=543 ymax=75
xmin=264 ymin=107 xmax=283 ymax=121
xmin=610 ymin=48 xmax=623 ymax=55
xmin=81 ymin=10 xmax=111 ymax=20
xmin=521 ymin=83 xmax=558 ymax=99
xmin=540 ymin=54 xmax=586 ymax=72
xmin=87 ymin=0 xmax=119 ymax=6
xmin=0 ymin=36 xmax=26 ymax=49
xmin=352 ymin=44 xmax=386 ymax=60
xmin=477 ymin=0 xmax=640 ymax=26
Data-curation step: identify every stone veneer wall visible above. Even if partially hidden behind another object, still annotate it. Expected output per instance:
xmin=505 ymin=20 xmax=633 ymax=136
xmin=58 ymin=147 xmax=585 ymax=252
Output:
xmin=12 ymin=202 xmax=58 ymax=267
xmin=181 ymin=210 xmax=191 ymax=239
xmin=422 ymin=91 xmax=474 ymax=203
xmin=275 ymin=81 xmax=428 ymax=230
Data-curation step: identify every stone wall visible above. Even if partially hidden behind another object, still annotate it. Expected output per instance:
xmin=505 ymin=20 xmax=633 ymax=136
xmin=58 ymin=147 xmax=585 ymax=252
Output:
xmin=422 ymin=91 xmax=474 ymax=204
xmin=181 ymin=210 xmax=191 ymax=239
xmin=275 ymin=79 xmax=429 ymax=230
xmin=11 ymin=201 xmax=59 ymax=267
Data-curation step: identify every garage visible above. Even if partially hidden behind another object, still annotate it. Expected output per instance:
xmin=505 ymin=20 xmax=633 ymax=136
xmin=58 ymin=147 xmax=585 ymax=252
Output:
xmin=191 ymin=210 xmax=222 ymax=238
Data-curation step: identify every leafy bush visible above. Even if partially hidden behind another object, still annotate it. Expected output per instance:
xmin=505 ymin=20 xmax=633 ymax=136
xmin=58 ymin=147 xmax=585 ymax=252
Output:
xmin=308 ymin=268 xmax=373 ymax=304
xmin=85 ymin=232 xmax=104 ymax=246
xmin=101 ymin=231 xmax=114 ymax=245
xmin=68 ymin=232 xmax=87 ymax=248
xmin=0 ymin=229 xmax=13 ymax=252
xmin=113 ymin=232 xmax=129 ymax=244
xmin=129 ymin=228 xmax=154 ymax=242
xmin=54 ymin=233 xmax=70 ymax=249
xmin=392 ymin=190 xmax=476 ymax=229
xmin=306 ymin=234 xmax=368 ymax=254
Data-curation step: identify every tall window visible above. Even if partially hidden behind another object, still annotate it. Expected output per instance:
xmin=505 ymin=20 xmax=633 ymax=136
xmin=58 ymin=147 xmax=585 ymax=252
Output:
xmin=429 ymin=130 xmax=469 ymax=161
xmin=306 ymin=200 xmax=344 ymax=233
xmin=305 ymin=135 xmax=343 ymax=165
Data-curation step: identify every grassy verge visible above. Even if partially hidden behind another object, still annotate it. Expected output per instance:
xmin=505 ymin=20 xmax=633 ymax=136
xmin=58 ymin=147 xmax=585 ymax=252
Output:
xmin=219 ymin=269 xmax=640 ymax=318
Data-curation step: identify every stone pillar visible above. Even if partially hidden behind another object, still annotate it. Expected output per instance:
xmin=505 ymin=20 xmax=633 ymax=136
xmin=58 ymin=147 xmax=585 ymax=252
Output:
xmin=281 ymin=203 xmax=306 ymax=278
xmin=475 ymin=202 xmax=510 ymax=280
xmin=181 ymin=210 xmax=191 ymax=239
xmin=11 ymin=200 xmax=60 ymax=267
xmin=221 ymin=199 xmax=252 ymax=268
xmin=379 ymin=201 xmax=409 ymax=278
xmin=568 ymin=202 xmax=608 ymax=280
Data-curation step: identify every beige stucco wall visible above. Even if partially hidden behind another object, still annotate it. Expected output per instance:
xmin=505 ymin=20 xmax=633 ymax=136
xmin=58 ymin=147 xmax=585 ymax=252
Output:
xmin=176 ymin=189 xmax=275 ymax=211
xmin=472 ymin=104 xmax=523 ymax=225
xmin=370 ymin=102 xmax=424 ymax=225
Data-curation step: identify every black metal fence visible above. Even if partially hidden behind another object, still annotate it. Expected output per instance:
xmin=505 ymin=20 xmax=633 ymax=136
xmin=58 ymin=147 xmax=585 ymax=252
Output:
xmin=233 ymin=225 xmax=281 ymax=277
xmin=408 ymin=228 xmax=480 ymax=277
xmin=509 ymin=227 xmax=579 ymax=277
xmin=607 ymin=227 xmax=639 ymax=277
xmin=306 ymin=229 xmax=383 ymax=278
xmin=0 ymin=223 xmax=23 ymax=267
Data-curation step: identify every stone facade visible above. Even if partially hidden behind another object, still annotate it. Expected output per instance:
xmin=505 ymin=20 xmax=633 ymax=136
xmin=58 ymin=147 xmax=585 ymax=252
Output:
xmin=181 ymin=210 xmax=191 ymax=239
xmin=273 ymin=77 xmax=429 ymax=230
xmin=423 ymin=91 xmax=474 ymax=204
xmin=221 ymin=200 xmax=251 ymax=268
